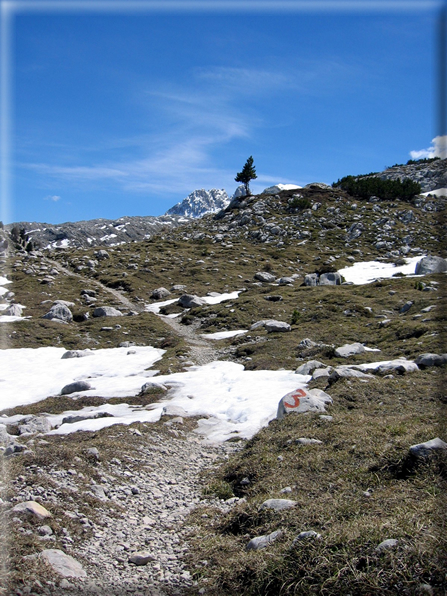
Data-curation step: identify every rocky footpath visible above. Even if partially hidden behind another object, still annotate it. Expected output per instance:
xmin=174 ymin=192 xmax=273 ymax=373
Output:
xmin=2 ymin=423 xmax=242 ymax=595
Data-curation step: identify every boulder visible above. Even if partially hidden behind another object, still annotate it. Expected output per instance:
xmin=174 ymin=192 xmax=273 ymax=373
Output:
xmin=265 ymin=320 xmax=291 ymax=333
xmin=319 ymin=272 xmax=342 ymax=285
xmin=92 ymin=306 xmax=123 ymax=317
xmin=415 ymin=256 xmax=447 ymax=275
xmin=4 ymin=304 xmax=23 ymax=316
xmin=400 ymin=301 xmax=413 ymax=314
xmin=13 ymin=501 xmax=52 ymax=519
xmin=331 ymin=366 xmax=375 ymax=380
xmin=178 ymin=294 xmax=206 ymax=308
xmin=254 ymin=271 xmax=276 ymax=283
xmin=312 ymin=367 xmax=332 ymax=380
xmin=304 ymin=273 xmax=319 ymax=286
xmin=42 ymin=303 xmax=73 ymax=323
xmin=277 ymin=387 xmax=332 ymax=420
xmin=334 ymin=342 xmax=366 ymax=358
xmin=94 ymin=250 xmax=110 ymax=260
xmin=291 ymin=531 xmax=322 ymax=546
xmin=295 ymin=360 xmax=326 ymax=376
xmin=260 ymin=499 xmax=296 ymax=511
xmin=415 ymin=353 xmax=447 ymax=368
xmin=61 ymin=381 xmax=92 ymax=395
xmin=277 ymin=276 xmax=295 ymax=285
xmin=376 ymin=539 xmax=398 ymax=552
xmin=246 ymin=530 xmax=283 ymax=551
xmin=129 ymin=551 xmax=156 ymax=566
xmin=151 ymin=287 xmax=171 ymax=300
xmin=409 ymin=437 xmax=447 ymax=458
xmin=40 ymin=549 xmax=87 ymax=578
xmin=61 ymin=350 xmax=93 ymax=359
xmin=0 ymin=424 xmax=13 ymax=445
xmin=18 ymin=416 xmax=53 ymax=435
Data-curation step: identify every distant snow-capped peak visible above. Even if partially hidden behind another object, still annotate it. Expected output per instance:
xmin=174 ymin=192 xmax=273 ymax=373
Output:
xmin=166 ymin=189 xmax=230 ymax=218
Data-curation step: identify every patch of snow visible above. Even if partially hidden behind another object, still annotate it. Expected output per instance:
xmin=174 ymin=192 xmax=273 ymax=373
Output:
xmin=200 ymin=330 xmax=248 ymax=340
xmin=422 ymin=188 xmax=447 ymax=197
xmin=338 ymin=256 xmax=424 ymax=285
xmin=263 ymin=184 xmax=302 ymax=195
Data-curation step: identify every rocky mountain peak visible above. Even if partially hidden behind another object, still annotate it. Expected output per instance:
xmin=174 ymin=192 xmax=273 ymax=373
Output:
xmin=165 ymin=188 xmax=230 ymax=218
xmin=374 ymin=158 xmax=447 ymax=192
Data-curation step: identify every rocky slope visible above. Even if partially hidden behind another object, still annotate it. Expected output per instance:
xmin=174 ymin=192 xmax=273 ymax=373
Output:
xmin=372 ymin=157 xmax=447 ymax=192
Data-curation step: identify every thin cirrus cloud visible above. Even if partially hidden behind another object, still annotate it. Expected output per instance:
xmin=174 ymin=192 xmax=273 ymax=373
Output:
xmin=43 ymin=194 xmax=61 ymax=202
xmin=24 ymin=61 xmax=355 ymax=196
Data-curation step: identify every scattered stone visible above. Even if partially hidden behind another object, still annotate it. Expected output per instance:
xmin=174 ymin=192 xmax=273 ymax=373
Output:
xmin=295 ymin=438 xmax=323 ymax=445
xmin=312 ymin=367 xmax=332 ymax=380
xmin=304 ymin=273 xmax=319 ymax=286
xmin=61 ymin=350 xmax=93 ymax=359
xmin=415 ymin=255 xmax=447 ymax=274
xmin=254 ymin=271 xmax=276 ymax=283
xmin=61 ymin=381 xmax=92 ymax=395
xmin=291 ymin=531 xmax=322 ymax=545
xmin=18 ymin=416 xmax=53 ymax=435
xmin=13 ymin=501 xmax=52 ymax=519
xmin=151 ymin=287 xmax=171 ymax=299
xmin=178 ymin=294 xmax=206 ymax=308
xmin=246 ymin=530 xmax=283 ymax=551
xmin=42 ymin=303 xmax=73 ymax=323
xmin=415 ymin=353 xmax=447 ymax=368
xmin=334 ymin=342 xmax=366 ymax=358
xmin=409 ymin=437 xmax=447 ymax=458
xmin=400 ymin=301 xmax=413 ymax=314
xmin=319 ymin=272 xmax=342 ymax=285
xmin=40 ymin=549 xmax=87 ymax=577
xmin=141 ymin=381 xmax=168 ymax=393
xmin=265 ymin=320 xmax=291 ymax=333
xmin=260 ymin=499 xmax=296 ymax=511
xmin=86 ymin=447 xmax=100 ymax=460
xmin=277 ymin=387 xmax=332 ymax=420
xmin=128 ymin=551 xmax=157 ymax=565
xmin=94 ymin=250 xmax=110 ymax=260
xmin=4 ymin=303 xmax=22 ymax=316
xmin=37 ymin=525 xmax=53 ymax=536
xmin=376 ymin=539 xmax=398 ymax=552
xmin=295 ymin=360 xmax=326 ymax=375
xmin=93 ymin=306 xmax=123 ymax=317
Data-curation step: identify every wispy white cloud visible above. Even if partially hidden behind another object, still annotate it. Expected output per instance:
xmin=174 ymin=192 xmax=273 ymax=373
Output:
xmin=410 ymin=135 xmax=447 ymax=160
xmin=21 ymin=59 xmax=356 ymax=198
xmin=43 ymin=194 xmax=61 ymax=202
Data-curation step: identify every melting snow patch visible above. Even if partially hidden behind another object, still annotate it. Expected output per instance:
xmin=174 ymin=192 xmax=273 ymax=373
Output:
xmin=200 ymin=330 xmax=248 ymax=340
xmin=338 ymin=256 xmax=424 ymax=285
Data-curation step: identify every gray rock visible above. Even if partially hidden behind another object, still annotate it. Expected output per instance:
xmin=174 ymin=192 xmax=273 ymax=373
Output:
xmin=18 ymin=416 xmax=53 ymax=435
xmin=246 ymin=530 xmax=283 ymax=551
xmin=13 ymin=501 xmax=52 ymax=519
xmin=260 ymin=499 xmax=296 ymax=511
xmin=296 ymin=437 xmax=323 ymax=445
xmin=86 ymin=447 xmax=100 ymax=460
xmin=376 ymin=539 xmax=398 ymax=552
xmin=319 ymin=272 xmax=342 ymax=285
xmin=162 ymin=405 xmax=189 ymax=417
xmin=89 ymin=485 xmax=108 ymax=501
xmin=4 ymin=303 xmax=23 ymax=316
xmin=151 ymin=287 xmax=171 ymax=300
xmin=415 ymin=256 xmax=447 ymax=275
xmin=295 ymin=360 xmax=325 ymax=375
xmin=277 ymin=276 xmax=295 ymax=285
xmin=254 ymin=271 xmax=276 ymax=283
xmin=37 ymin=525 xmax=53 ymax=536
xmin=304 ymin=273 xmax=319 ymax=286
xmin=265 ymin=320 xmax=291 ymax=333
xmin=409 ymin=437 xmax=447 ymax=457
xmin=400 ymin=301 xmax=413 ymax=314
xmin=92 ymin=306 xmax=123 ymax=317
xmin=0 ymin=424 xmax=14 ymax=445
xmin=312 ymin=368 xmax=332 ymax=380
xmin=178 ymin=294 xmax=206 ymax=308
xmin=141 ymin=381 xmax=168 ymax=393
xmin=415 ymin=353 xmax=447 ymax=368
xmin=42 ymin=303 xmax=73 ymax=323
xmin=40 ymin=549 xmax=87 ymax=577
xmin=61 ymin=350 xmax=93 ymax=359
xmin=94 ymin=250 xmax=110 ymax=260
xmin=61 ymin=381 xmax=92 ymax=395
xmin=334 ymin=342 xmax=366 ymax=358
xmin=331 ymin=366 xmax=374 ymax=380
xmin=128 ymin=551 xmax=156 ymax=565
xmin=371 ymin=360 xmax=419 ymax=375
xmin=291 ymin=531 xmax=322 ymax=545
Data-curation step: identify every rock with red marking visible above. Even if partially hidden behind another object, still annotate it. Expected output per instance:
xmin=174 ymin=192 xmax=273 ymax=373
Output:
xmin=276 ymin=387 xmax=332 ymax=420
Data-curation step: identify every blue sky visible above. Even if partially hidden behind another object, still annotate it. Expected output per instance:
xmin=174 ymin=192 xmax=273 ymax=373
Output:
xmin=2 ymin=1 xmax=445 ymax=224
